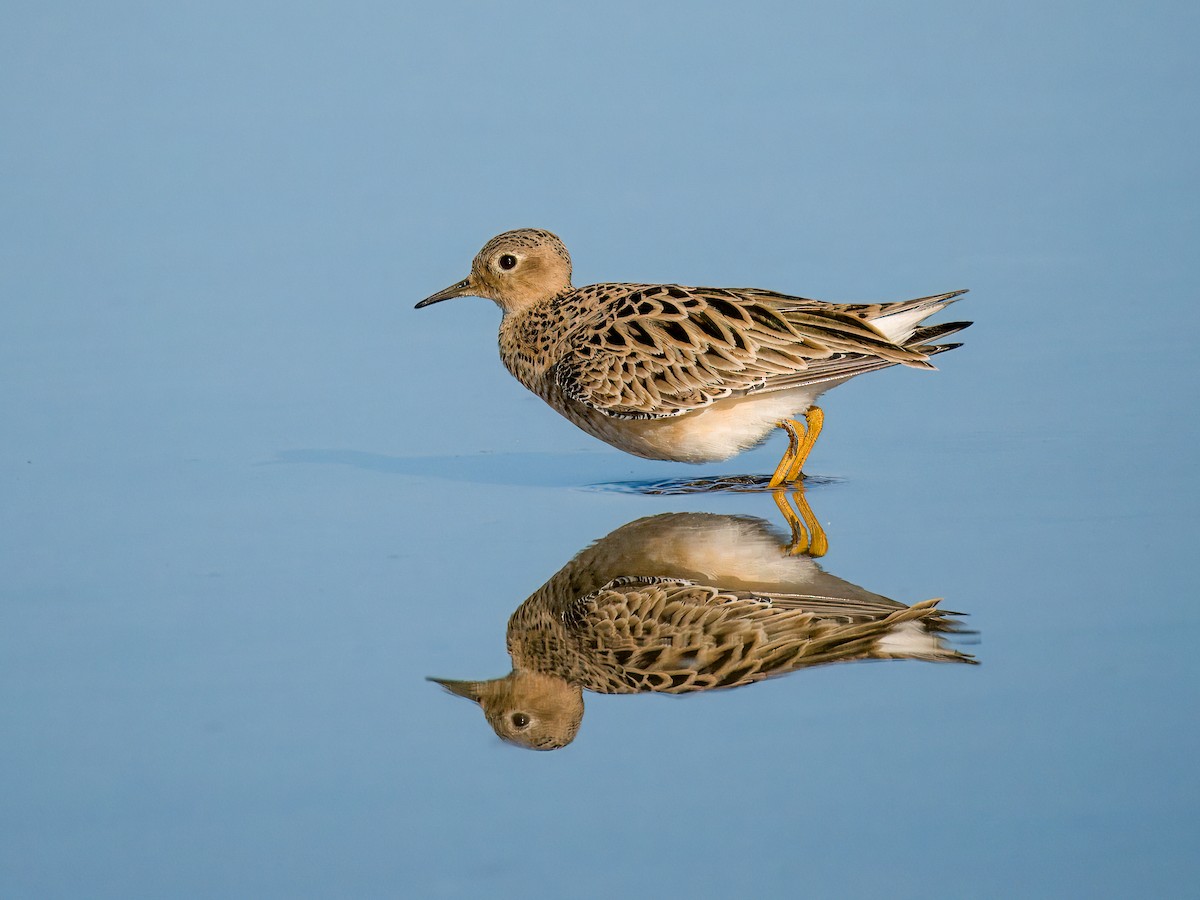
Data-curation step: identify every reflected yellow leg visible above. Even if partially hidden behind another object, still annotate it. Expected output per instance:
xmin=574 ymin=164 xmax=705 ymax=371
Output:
xmin=792 ymin=485 xmax=828 ymax=557
xmin=783 ymin=406 xmax=824 ymax=485
xmin=772 ymin=490 xmax=809 ymax=553
xmin=772 ymin=486 xmax=828 ymax=558
xmin=768 ymin=419 xmax=802 ymax=488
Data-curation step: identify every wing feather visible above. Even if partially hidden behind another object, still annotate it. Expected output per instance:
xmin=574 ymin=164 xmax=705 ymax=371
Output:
xmin=554 ymin=285 xmax=966 ymax=419
xmin=565 ymin=577 xmax=971 ymax=692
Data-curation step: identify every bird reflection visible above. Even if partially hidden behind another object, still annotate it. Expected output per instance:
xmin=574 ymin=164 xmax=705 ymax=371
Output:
xmin=431 ymin=510 xmax=976 ymax=750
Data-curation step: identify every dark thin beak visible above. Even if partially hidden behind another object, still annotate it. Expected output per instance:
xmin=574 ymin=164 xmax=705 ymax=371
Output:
xmin=415 ymin=278 xmax=473 ymax=309
xmin=427 ymin=677 xmax=483 ymax=702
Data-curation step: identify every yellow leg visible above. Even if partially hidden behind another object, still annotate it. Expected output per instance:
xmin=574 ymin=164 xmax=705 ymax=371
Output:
xmin=783 ymin=406 xmax=824 ymax=484
xmin=772 ymin=489 xmax=809 ymax=553
xmin=767 ymin=419 xmax=801 ymax=488
xmin=791 ymin=486 xmax=828 ymax=557
xmin=772 ymin=486 xmax=828 ymax=558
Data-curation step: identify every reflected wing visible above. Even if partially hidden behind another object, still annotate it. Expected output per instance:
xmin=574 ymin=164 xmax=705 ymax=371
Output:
xmin=566 ymin=576 xmax=971 ymax=693
xmin=554 ymin=285 xmax=961 ymax=419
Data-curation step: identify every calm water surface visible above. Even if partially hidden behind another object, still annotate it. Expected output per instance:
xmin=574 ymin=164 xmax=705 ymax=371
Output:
xmin=3 ymin=3 xmax=1198 ymax=898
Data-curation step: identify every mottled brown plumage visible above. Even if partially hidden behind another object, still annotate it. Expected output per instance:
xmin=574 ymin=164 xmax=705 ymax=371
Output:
xmin=513 ymin=576 xmax=960 ymax=695
xmin=417 ymin=229 xmax=970 ymax=476
xmin=430 ymin=513 xmax=976 ymax=750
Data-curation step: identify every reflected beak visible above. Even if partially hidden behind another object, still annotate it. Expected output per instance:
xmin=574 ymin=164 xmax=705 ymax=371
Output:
xmin=415 ymin=277 xmax=474 ymax=309
xmin=427 ymin=677 xmax=483 ymax=703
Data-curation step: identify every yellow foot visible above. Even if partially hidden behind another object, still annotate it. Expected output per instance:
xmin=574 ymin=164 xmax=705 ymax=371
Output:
xmin=767 ymin=407 xmax=824 ymax=488
xmin=772 ymin=486 xmax=828 ymax=558
xmin=767 ymin=419 xmax=801 ymax=488
xmin=784 ymin=407 xmax=824 ymax=484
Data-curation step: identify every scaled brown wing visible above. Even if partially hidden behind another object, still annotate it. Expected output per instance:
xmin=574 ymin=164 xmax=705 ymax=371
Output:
xmin=568 ymin=576 xmax=962 ymax=693
xmin=553 ymin=284 xmax=928 ymax=420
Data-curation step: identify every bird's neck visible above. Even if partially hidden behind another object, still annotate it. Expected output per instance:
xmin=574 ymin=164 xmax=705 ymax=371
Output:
xmin=498 ymin=293 xmax=572 ymax=391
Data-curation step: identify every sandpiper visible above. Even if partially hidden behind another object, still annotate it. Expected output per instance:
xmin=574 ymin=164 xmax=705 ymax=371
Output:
xmin=417 ymin=229 xmax=969 ymax=484
xmin=430 ymin=512 xmax=976 ymax=750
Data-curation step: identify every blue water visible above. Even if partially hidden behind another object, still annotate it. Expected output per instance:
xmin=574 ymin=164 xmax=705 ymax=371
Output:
xmin=3 ymin=2 xmax=1198 ymax=897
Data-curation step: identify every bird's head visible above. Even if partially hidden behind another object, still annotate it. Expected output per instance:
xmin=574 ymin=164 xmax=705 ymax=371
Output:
xmin=416 ymin=228 xmax=573 ymax=315
xmin=428 ymin=670 xmax=584 ymax=751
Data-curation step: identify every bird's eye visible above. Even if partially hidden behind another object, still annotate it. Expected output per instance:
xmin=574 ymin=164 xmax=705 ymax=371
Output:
xmin=511 ymin=712 xmax=530 ymax=729
xmin=498 ymin=254 xmax=517 ymax=271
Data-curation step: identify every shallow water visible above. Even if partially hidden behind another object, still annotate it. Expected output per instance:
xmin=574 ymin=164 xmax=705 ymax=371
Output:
xmin=3 ymin=3 xmax=1199 ymax=898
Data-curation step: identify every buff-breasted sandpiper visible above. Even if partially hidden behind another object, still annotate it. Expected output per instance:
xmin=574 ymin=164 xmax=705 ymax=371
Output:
xmin=430 ymin=512 xmax=976 ymax=750
xmin=417 ymin=229 xmax=970 ymax=485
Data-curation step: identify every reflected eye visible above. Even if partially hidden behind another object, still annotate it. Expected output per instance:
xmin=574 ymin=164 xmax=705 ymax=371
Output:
xmin=511 ymin=712 xmax=530 ymax=729
xmin=498 ymin=254 xmax=517 ymax=271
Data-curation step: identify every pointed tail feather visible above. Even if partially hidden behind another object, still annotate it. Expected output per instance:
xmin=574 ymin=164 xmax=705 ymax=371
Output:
xmin=921 ymin=341 xmax=965 ymax=358
xmin=909 ymin=320 xmax=973 ymax=346
xmin=904 ymin=316 xmax=973 ymax=363
xmin=868 ymin=289 xmax=969 ymax=344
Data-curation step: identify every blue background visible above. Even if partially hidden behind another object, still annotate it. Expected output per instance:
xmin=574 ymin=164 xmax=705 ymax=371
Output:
xmin=3 ymin=2 xmax=1197 ymax=897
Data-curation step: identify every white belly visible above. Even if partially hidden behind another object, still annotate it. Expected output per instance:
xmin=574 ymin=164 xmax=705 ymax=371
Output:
xmin=570 ymin=383 xmax=837 ymax=463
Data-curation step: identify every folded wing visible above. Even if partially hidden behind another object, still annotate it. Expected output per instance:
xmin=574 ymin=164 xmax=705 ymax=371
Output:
xmin=553 ymin=285 xmax=968 ymax=420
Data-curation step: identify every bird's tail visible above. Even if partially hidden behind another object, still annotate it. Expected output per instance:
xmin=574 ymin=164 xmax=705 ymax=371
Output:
xmin=866 ymin=289 xmax=970 ymax=346
xmin=909 ymin=319 xmax=972 ymax=360
xmin=852 ymin=598 xmax=979 ymax=664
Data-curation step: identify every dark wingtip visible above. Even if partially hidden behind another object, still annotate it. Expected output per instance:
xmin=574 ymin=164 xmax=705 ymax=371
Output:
xmin=926 ymin=342 xmax=965 ymax=355
xmin=912 ymin=320 xmax=973 ymax=344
